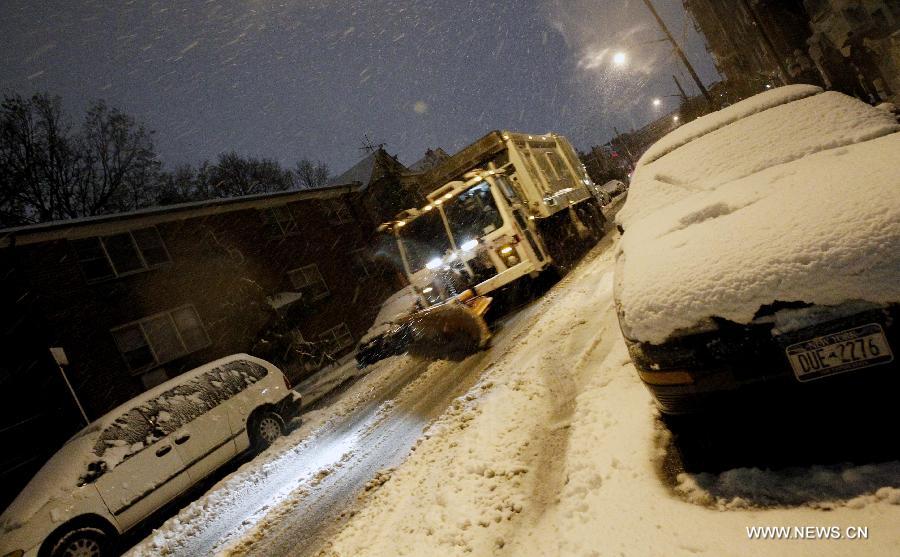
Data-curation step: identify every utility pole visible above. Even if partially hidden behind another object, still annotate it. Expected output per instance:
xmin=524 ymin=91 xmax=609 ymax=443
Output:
xmin=738 ymin=0 xmax=790 ymax=84
xmin=672 ymin=74 xmax=689 ymax=101
xmin=612 ymin=126 xmax=636 ymax=171
xmin=641 ymin=0 xmax=715 ymax=108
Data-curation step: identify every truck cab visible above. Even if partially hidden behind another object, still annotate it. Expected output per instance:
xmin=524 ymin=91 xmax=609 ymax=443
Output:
xmin=392 ymin=168 xmax=550 ymax=307
xmin=385 ymin=130 xmax=605 ymax=309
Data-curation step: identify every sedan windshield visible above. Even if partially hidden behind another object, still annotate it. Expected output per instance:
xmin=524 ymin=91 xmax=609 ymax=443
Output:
xmin=443 ymin=182 xmax=504 ymax=245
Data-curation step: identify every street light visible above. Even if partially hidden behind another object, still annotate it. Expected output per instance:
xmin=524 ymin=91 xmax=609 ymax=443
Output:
xmin=612 ymin=51 xmax=627 ymax=66
xmin=652 ymin=98 xmax=662 ymax=107
xmin=672 ymin=115 xmax=680 ymax=122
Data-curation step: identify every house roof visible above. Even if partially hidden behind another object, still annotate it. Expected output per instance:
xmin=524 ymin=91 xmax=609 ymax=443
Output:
xmin=0 ymin=183 xmax=359 ymax=247
xmin=327 ymin=148 xmax=408 ymax=191
xmin=328 ymin=151 xmax=378 ymax=189
xmin=408 ymin=148 xmax=450 ymax=172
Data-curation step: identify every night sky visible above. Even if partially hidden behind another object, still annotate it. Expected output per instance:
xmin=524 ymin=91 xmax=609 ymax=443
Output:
xmin=1 ymin=0 xmax=720 ymax=174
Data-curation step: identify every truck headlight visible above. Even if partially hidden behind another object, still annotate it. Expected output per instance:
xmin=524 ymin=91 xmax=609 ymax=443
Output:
xmin=497 ymin=245 xmax=519 ymax=267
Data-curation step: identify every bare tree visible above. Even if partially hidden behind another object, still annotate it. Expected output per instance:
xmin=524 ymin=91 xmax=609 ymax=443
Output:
xmin=79 ymin=100 xmax=159 ymax=215
xmin=0 ymin=94 xmax=159 ymax=227
xmin=208 ymin=151 xmax=293 ymax=198
xmin=0 ymin=94 xmax=87 ymax=225
xmin=294 ymin=158 xmax=330 ymax=189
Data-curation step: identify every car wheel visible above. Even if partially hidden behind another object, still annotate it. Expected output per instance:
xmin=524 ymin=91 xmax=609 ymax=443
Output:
xmin=251 ymin=411 xmax=285 ymax=451
xmin=48 ymin=526 xmax=110 ymax=557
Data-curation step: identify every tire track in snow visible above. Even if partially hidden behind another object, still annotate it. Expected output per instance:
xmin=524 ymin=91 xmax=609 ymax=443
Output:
xmin=497 ymin=233 xmax=621 ymax=552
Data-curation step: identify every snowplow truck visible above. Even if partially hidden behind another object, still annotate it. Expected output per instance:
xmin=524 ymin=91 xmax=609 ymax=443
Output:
xmin=356 ymin=131 xmax=604 ymax=368
xmin=389 ymin=130 xmax=605 ymax=309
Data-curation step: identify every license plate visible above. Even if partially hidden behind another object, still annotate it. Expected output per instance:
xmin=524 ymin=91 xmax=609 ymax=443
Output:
xmin=786 ymin=323 xmax=894 ymax=382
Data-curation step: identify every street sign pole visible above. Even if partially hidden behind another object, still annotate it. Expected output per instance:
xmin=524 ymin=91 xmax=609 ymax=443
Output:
xmin=50 ymin=347 xmax=89 ymax=426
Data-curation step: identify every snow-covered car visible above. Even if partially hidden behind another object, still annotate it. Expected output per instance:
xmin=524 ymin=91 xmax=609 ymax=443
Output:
xmin=590 ymin=179 xmax=627 ymax=206
xmin=614 ymin=85 xmax=900 ymax=415
xmin=0 ymin=354 xmax=301 ymax=557
xmin=600 ymin=179 xmax=627 ymax=198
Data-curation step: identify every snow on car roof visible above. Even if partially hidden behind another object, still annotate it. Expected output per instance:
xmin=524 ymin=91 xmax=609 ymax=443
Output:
xmin=616 ymin=89 xmax=900 ymax=344
xmin=79 ymin=353 xmax=270 ymax=435
xmin=618 ymin=90 xmax=899 ymax=229
xmin=637 ymin=84 xmax=822 ymax=168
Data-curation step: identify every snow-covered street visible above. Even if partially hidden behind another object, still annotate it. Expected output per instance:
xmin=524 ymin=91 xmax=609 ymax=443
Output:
xmin=6 ymin=5 xmax=900 ymax=557
xmin=125 ymin=229 xmax=900 ymax=557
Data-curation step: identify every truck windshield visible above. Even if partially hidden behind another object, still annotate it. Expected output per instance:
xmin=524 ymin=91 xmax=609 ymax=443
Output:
xmin=398 ymin=211 xmax=452 ymax=273
xmin=443 ymin=182 xmax=504 ymax=245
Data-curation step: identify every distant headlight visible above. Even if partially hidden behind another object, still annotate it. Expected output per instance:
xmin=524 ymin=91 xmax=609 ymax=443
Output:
xmin=425 ymin=258 xmax=442 ymax=270
xmin=461 ymin=239 xmax=478 ymax=251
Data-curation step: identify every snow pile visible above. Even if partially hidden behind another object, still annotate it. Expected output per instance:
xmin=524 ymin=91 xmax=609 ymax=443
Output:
xmin=359 ymin=286 xmax=418 ymax=343
xmin=675 ymin=464 xmax=900 ymax=509
xmin=616 ymin=89 xmax=900 ymax=343
xmin=296 ymin=357 xmax=369 ymax=408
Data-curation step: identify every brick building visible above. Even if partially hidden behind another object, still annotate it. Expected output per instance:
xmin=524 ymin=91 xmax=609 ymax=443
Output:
xmin=0 ymin=184 xmax=401 ymax=508
xmin=684 ymin=0 xmax=812 ymax=96
xmin=327 ymin=147 xmax=425 ymax=225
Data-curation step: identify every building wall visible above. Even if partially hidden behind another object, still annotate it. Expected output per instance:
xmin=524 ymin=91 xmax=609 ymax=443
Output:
xmin=807 ymin=0 xmax=900 ymax=93
xmin=685 ymin=0 xmax=813 ymax=95
xmin=0 ymin=192 xmax=400 ymax=508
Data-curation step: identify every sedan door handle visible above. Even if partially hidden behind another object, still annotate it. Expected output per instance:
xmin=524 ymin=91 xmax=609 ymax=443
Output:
xmin=155 ymin=445 xmax=172 ymax=457
xmin=175 ymin=434 xmax=190 ymax=445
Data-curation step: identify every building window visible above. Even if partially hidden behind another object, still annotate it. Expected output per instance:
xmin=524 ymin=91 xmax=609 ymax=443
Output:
xmin=288 ymin=264 xmax=330 ymax=300
xmin=263 ymin=205 xmax=299 ymax=236
xmin=112 ymin=305 xmax=210 ymax=373
xmin=318 ymin=323 xmax=353 ymax=356
xmin=351 ymin=248 xmax=371 ymax=279
xmin=320 ymin=198 xmax=354 ymax=225
xmin=72 ymin=227 xmax=171 ymax=282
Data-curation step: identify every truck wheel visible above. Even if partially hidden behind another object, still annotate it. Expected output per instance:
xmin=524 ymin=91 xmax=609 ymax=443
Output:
xmin=587 ymin=203 xmax=606 ymax=235
xmin=576 ymin=203 xmax=605 ymax=241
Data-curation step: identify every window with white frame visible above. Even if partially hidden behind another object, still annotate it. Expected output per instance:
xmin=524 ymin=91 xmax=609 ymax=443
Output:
xmin=72 ymin=226 xmax=170 ymax=282
xmin=111 ymin=305 xmax=210 ymax=373
xmin=263 ymin=205 xmax=299 ymax=236
xmin=320 ymin=198 xmax=354 ymax=225
xmin=318 ymin=323 xmax=353 ymax=356
xmin=288 ymin=264 xmax=330 ymax=300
